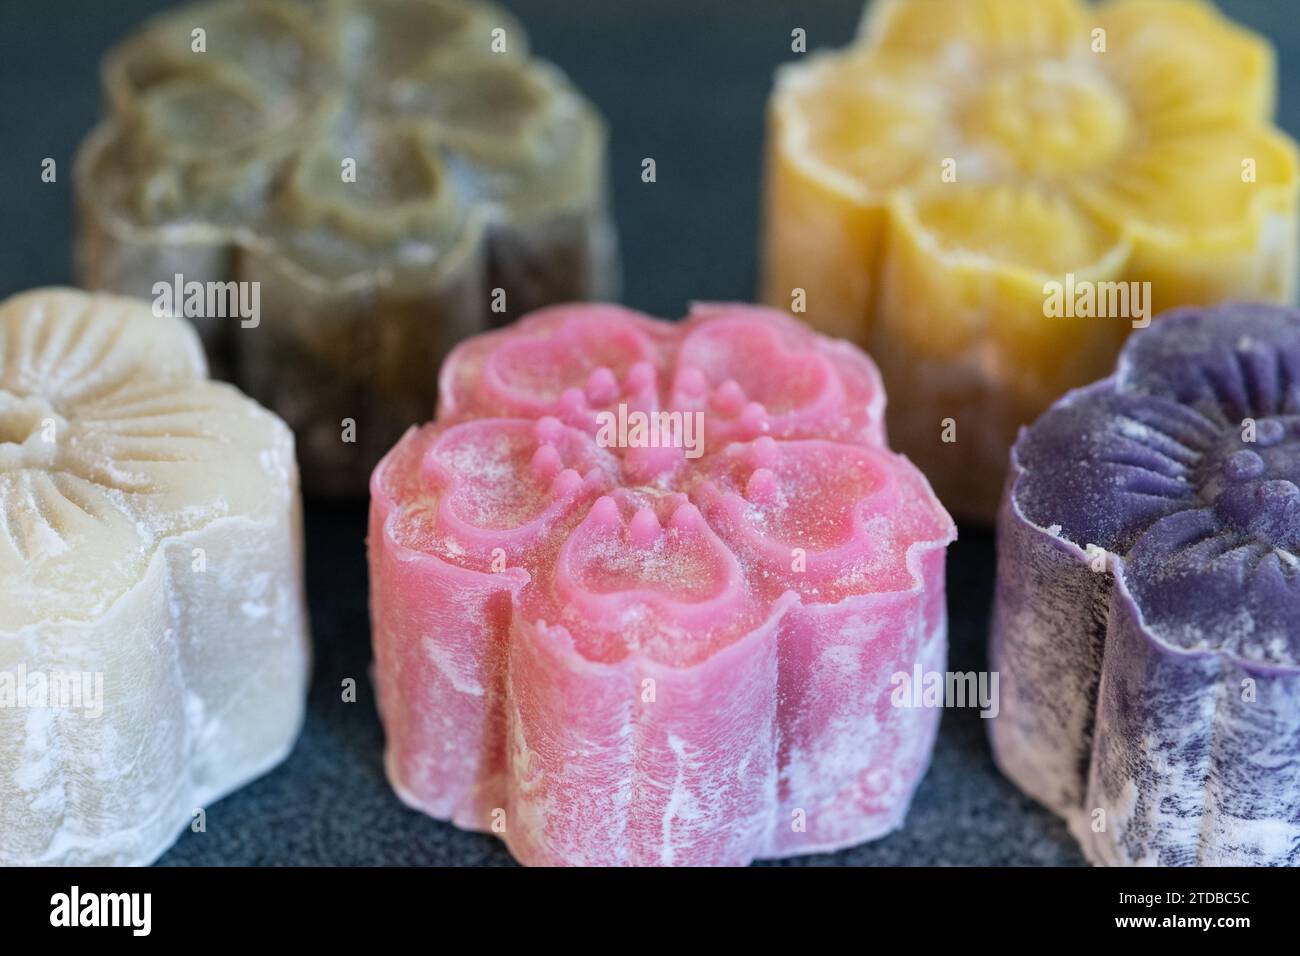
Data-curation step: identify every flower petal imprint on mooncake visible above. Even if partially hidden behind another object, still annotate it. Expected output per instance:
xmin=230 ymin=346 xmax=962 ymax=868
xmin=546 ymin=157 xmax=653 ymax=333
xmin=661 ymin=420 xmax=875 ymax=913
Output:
xmin=0 ymin=288 xmax=310 ymax=866
xmin=763 ymin=0 xmax=1300 ymax=521
xmin=990 ymin=301 xmax=1300 ymax=866
xmin=369 ymin=303 xmax=954 ymax=865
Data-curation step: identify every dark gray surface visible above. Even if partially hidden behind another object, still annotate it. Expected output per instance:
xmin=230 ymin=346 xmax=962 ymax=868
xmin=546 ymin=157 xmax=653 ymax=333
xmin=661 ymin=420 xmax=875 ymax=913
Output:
xmin=1 ymin=0 xmax=1296 ymax=866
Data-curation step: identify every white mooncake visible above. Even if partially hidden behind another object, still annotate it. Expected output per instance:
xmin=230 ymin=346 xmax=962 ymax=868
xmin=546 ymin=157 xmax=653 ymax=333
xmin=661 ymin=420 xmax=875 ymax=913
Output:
xmin=0 ymin=288 xmax=309 ymax=865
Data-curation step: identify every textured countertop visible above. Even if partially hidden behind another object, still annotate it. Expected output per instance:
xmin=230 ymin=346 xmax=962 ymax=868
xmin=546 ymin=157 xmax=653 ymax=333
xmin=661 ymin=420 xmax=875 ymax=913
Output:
xmin=2 ymin=0 xmax=1296 ymax=866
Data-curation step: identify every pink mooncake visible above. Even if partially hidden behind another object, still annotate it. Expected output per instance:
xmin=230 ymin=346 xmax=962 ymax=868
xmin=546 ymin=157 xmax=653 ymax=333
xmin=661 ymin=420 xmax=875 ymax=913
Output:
xmin=368 ymin=303 xmax=954 ymax=865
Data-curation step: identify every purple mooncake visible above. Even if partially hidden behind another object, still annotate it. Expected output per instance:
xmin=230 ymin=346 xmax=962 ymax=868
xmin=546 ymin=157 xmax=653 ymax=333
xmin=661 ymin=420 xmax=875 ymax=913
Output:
xmin=990 ymin=303 xmax=1300 ymax=866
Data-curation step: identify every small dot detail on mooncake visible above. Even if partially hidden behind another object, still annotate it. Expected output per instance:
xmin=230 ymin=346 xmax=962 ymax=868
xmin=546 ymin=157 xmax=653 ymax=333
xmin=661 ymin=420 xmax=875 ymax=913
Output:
xmin=990 ymin=301 xmax=1300 ymax=866
xmin=368 ymin=302 xmax=955 ymax=866
xmin=0 ymin=288 xmax=309 ymax=866
xmin=74 ymin=0 xmax=617 ymax=497
xmin=763 ymin=0 xmax=1300 ymax=521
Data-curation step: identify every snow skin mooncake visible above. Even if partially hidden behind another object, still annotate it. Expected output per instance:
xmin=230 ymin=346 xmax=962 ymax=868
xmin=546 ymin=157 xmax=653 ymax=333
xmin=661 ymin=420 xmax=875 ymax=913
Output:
xmin=0 ymin=289 xmax=309 ymax=866
xmin=991 ymin=302 xmax=1300 ymax=866
xmin=369 ymin=302 xmax=955 ymax=866
xmin=764 ymin=0 xmax=1299 ymax=521
xmin=75 ymin=0 xmax=617 ymax=497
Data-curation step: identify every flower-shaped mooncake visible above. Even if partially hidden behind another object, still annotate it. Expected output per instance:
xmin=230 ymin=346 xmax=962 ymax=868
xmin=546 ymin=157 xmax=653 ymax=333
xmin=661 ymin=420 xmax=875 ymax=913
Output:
xmin=764 ymin=0 xmax=1300 ymax=521
xmin=75 ymin=0 xmax=616 ymax=498
xmin=0 ymin=289 xmax=309 ymax=866
xmin=369 ymin=303 xmax=955 ymax=866
xmin=990 ymin=302 xmax=1300 ymax=866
